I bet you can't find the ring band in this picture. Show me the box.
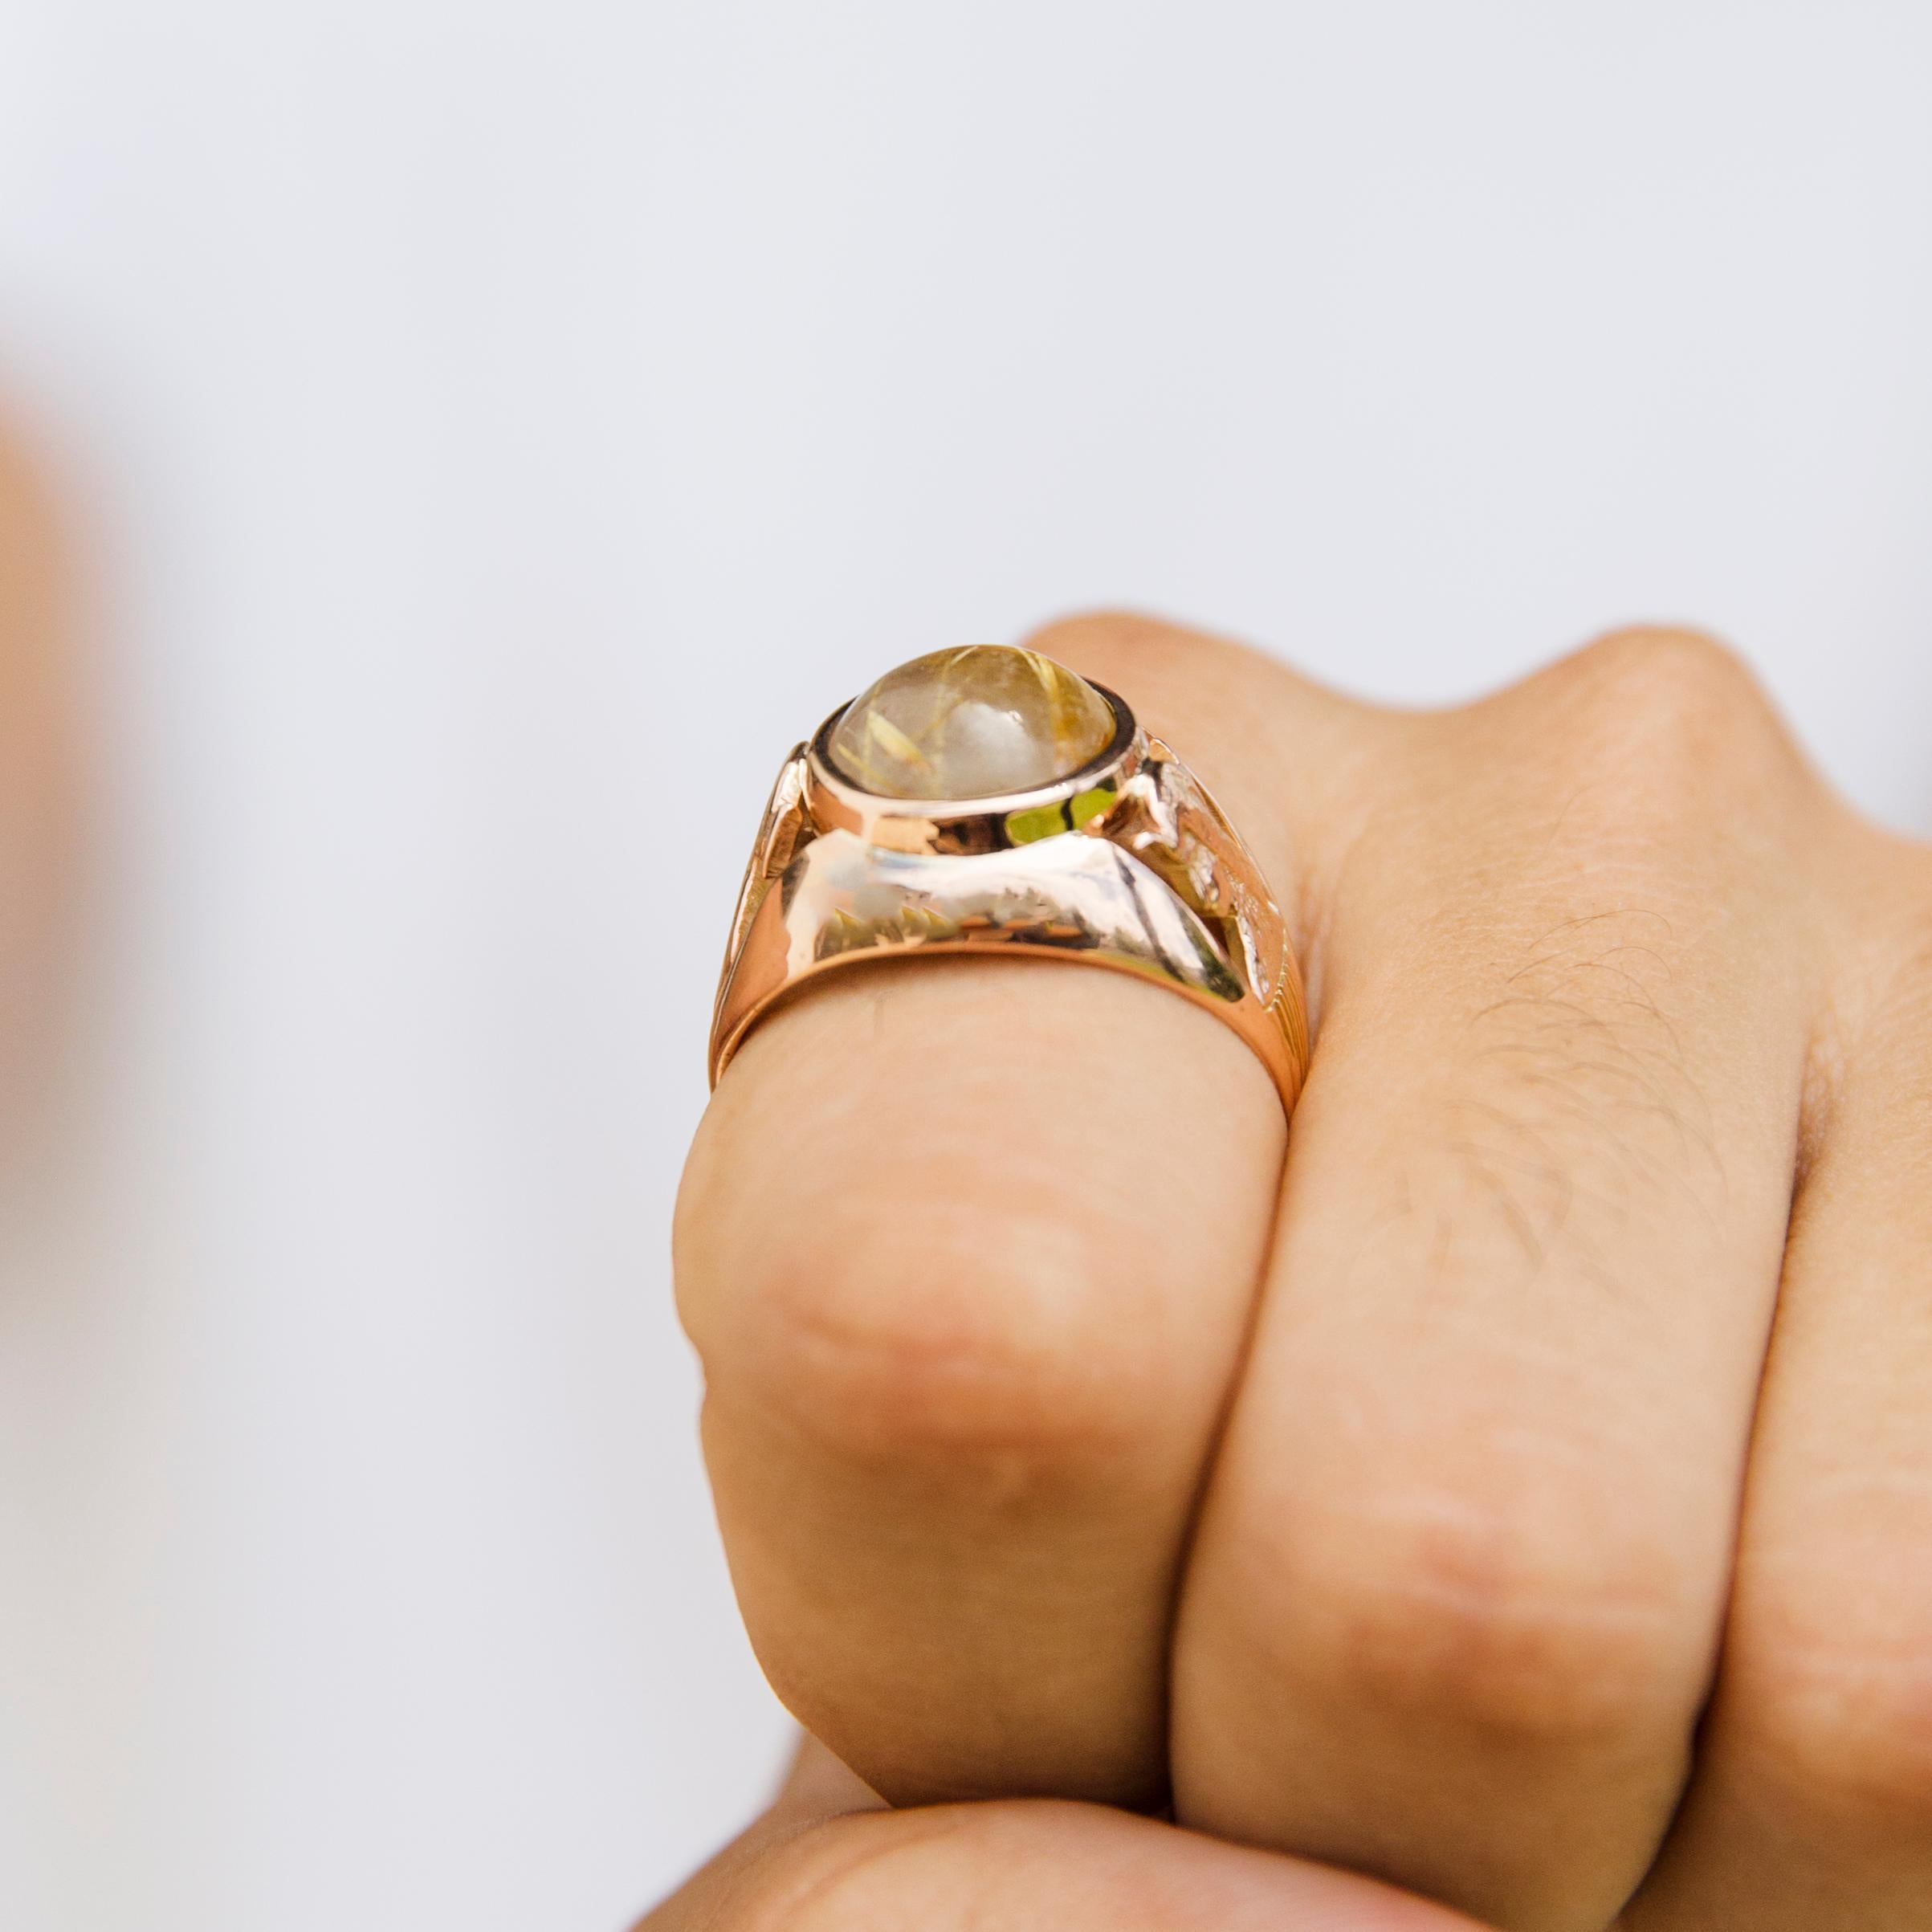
[707,648,1309,1111]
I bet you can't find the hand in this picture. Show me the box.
[641,1736,1480,1930]
[675,614,1932,1932]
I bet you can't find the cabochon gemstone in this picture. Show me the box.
[827,645,1116,800]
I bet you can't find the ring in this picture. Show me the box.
[707,644,1310,1111]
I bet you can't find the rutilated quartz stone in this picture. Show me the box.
[827,645,1115,800]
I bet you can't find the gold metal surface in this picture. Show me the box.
[707,679,1308,1110]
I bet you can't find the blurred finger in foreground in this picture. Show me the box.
[640,1735,1487,1932]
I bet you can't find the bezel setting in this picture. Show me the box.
[806,680,1142,854]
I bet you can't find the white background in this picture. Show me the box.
[0,4,1927,1929]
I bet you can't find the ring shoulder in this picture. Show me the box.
[1091,737,1291,1009]
[713,745,813,1025]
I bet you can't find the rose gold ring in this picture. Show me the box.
[707,645,1309,1112]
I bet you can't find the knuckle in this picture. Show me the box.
[1574,622,1759,715]
[708,1206,1159,1469]
[1017,611,1203,707]
[1563,625,1792,788]
[1729,1550,1932,1832]
[1247,1461,1699,1751]
[1017,609,1306,736]
[1019,608,1204,681]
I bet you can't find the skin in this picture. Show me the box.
[644,1736,1483,1932]
[0,422,76,1141]
[673,613,1932,1930]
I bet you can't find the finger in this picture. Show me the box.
[0,420,76,1134]
[676,618,1319,1808]
[1626,845,1932,1931]
[679,964,1274,1809]
[644,1763,1486,1932]
[636,1734,879,1932]
[1171,632,1824,1932]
